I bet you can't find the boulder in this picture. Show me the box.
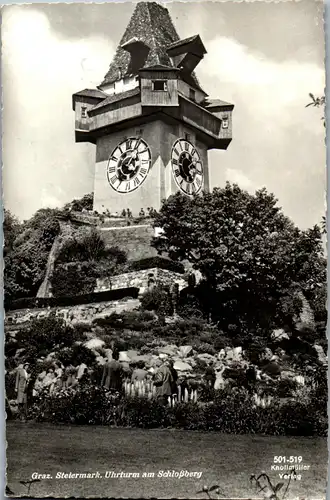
[178,345,193,358]
[45,352,56,361]
[314,345,327,366]
[126,350,140,362]
[281,370,296,381]
[271,329,290,341]
[173,360,192,372]
[196,353,217,363]
[84,338,105,351]
[119,351,130,362]
[158,345,179,356]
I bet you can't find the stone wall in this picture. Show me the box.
[95,268,187,295]
[5,298,140,329]
[99,223,158,260]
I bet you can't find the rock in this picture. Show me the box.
[84,338,105,350]
[126,350,140,362]
[173,360,192,372]
[218,349,226,360]
[196,353,217,363]
[261,348,273,362]
[158,345,178,356]
[95,356,106,365]
[262,362,281,377]
[281,370,296,381]
[314,345,327,366]
[178,345,193,358]
[294,375,305,385]
[77,363,87,379]
[45,352,56,361]
[119,351,130,362]
[271,329,290,341]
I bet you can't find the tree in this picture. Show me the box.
[51,228,127,297]
[152,184,326,330]
[63,192,94,212]
[4,209,61,304]
[3,209,22,257]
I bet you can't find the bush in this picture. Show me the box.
[51,262,98,297]
[140,286,173,315]
[25,383,327,436]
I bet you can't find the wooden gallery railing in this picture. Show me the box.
[123,379,198,406]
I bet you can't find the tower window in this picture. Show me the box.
[81,106,88,118]
[189,88,196,101]
[152,80,168,91]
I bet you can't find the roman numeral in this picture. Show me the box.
[111,155,119,162]
[133,177,140,187]
[110,175,118,185]
[125,182,131,191]
[186,183,192,195]
[184,142,189,151]
[108,165,116,174]
[173,148,179,157]
[174,168,180,177]
[140,167,147,176]
[195,176,202,188]
[191,148,196,157]
[172,158,178,166]
[178,141,184,151]
[126,139,132,150]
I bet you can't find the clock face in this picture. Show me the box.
[107,137,151,193]
[171,138,204,195]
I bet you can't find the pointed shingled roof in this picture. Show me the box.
[100,1,202,90]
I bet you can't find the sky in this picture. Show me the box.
[2,0,325,228]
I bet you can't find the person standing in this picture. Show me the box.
[168,360,178,397]
[15,363,29,420]
[131,361,148,382]
[101,350,124,393]
[153,359,173,405]
[204,362,216,388]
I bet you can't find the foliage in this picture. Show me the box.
[14,313,77,361]
[4,208,61,304]
[63,192,94,212]
[3,209,22,257]
[51,262,99,297]
[152,184,326,330]
[306,93,325,126]
[51,228,127,297]
[24,384,327,436]
[140,285,173,315]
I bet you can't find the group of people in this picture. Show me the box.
[12,351,218,420]
[101,350,180,403]
[12,360,91,419]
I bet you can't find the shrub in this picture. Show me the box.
[51,262,98,297]
[140,286,173,315]
[57,344,96,367]
[25,383,327,436]
[192,342,217,356]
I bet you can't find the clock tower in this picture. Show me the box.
[72,1,234,216]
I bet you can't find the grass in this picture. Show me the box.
[6,422,327,499]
